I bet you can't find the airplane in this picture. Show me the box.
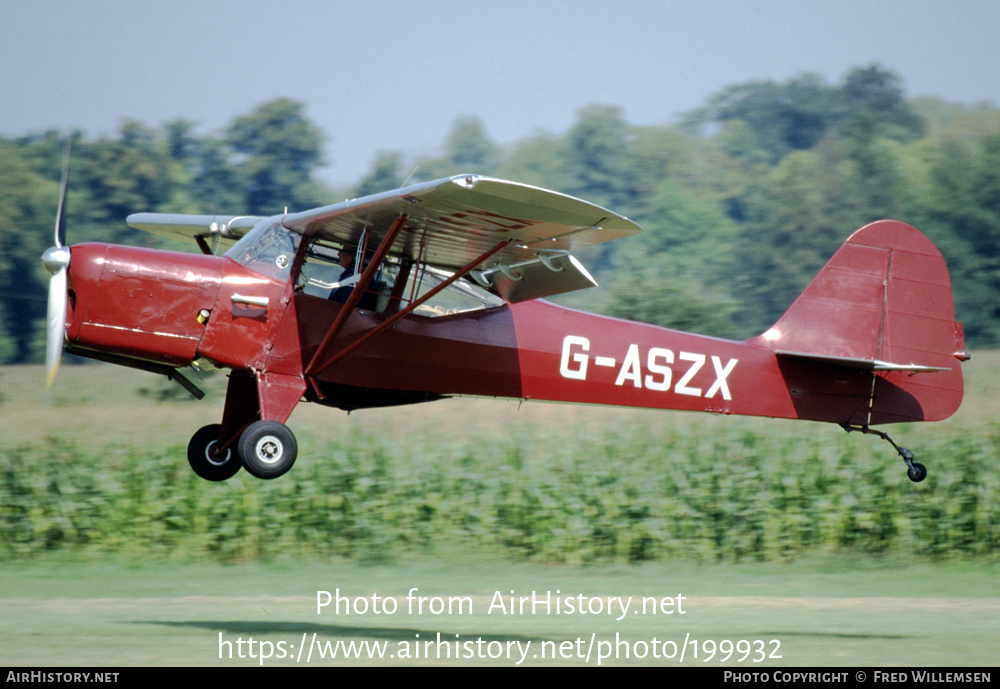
[41,158,967,484]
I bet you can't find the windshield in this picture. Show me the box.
[225,221,301,280]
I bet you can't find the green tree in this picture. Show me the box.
[0,140,59,362]
[731,149,858,333]
[164,119,246,212]
[626,180,736,277]
[78,122,193,242]
[605,180,740,336]
[624,126,698,204]
[606,270,739,337]
[837,66,923,223]
[225,98,326,214]
[915,136,1000,344]
[414,116,502,183]
[691,74,842,162]
[563,105,633,210]
[496,131,569,191]
[354,151,405,197]
[838,64,924,142]
[446,116,499,171]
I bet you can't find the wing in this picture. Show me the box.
[125,213,264,252]
[282,175,641,301]
[127,175,641,302]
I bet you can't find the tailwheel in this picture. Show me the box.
[238,420,298,479]
[841,424,927,483]
[903,452,928,483]
[907,462,928,483]
[188,424,242,481]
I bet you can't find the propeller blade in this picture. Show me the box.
[45,265,67,388]
[54,141,71,248]
[44,140,73,388]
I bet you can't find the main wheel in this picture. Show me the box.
[188,424,241,481]
[238,420,298,479]
[907,461,927,483]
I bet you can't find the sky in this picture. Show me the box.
[3,0,999,189]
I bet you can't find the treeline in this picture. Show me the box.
[3,65,1000,363]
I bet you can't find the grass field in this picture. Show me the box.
[0,558,997,666]
[1,358,998,666]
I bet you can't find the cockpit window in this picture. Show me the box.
[225,221,300,280]
[296,238,503,317]
[227,227,504,317]
[297,240,355,298]
[401,265,504,317]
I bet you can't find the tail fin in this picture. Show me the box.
[756,220,966,424]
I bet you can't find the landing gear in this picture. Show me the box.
[187,420,298,481]
[841,424,927,483]
[903,451,928,483]
[238,420,298,480]
[188,424,242,481]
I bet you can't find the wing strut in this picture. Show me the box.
[307,240,509,378]
[305,215,407,377]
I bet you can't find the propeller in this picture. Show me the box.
[41,143,72,388]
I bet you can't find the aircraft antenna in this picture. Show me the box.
[401,164,419,188]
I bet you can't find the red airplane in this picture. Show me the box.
[42,164,967,483]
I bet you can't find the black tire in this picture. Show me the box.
[188,424,241,481]
[907,462,927,483]
[238,420,298,479]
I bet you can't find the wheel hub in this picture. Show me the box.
[255,436,284,464]
[205,441,230,467]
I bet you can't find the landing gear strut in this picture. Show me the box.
[841,424,927,482]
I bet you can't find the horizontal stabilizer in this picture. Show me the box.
[776,350,951,373]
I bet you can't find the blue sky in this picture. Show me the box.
[3,0,998,188]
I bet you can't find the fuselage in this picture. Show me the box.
[61,240,929,429]
[62,210,971,435]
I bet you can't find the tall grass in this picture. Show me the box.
[3,415,997,564]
